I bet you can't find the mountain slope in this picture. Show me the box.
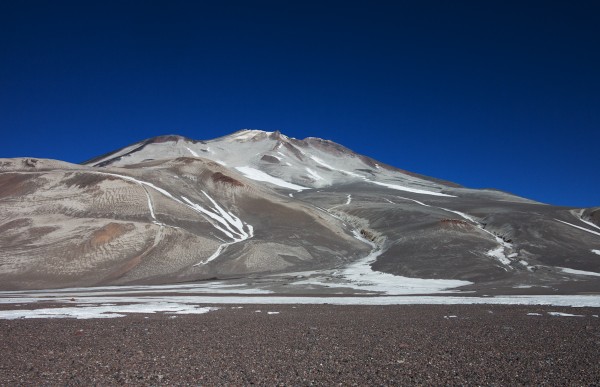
[1,130,599,294]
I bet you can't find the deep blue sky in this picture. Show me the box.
[1,1,598,207]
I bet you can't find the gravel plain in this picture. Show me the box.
[1,304,599,385]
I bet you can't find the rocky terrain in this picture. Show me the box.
[0,130,599,295]
[1,304,599,385]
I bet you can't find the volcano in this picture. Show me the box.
[1,129,599,295]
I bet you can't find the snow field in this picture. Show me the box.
[0,303,218,319]
[292,228,472,295]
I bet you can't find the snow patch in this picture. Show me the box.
[557,267,600,277]
[547,312,584,317]
[230,130,272,141]
[0,303,218,319]
[235,166,308,191]
[486,246,512,267]
[592,249,600,256]
[308,156,363,178]
[519,260,533,271]
[293,229,472,295]
[369,181,456,197]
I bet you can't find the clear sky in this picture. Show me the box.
[1,1,598,207]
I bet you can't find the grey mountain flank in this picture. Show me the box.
[1,130,599,294]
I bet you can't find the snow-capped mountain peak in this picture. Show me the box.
[85,130,457,196]
[2,129,599,295]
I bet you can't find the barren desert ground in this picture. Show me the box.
[1,304,599,385]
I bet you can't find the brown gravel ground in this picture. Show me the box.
[1,304,600,385]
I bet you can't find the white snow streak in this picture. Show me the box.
[95,172,186,206]
[394,196,431,208]
[557,267,600,277]
[394,195,513,269]
[576,210,600,231]
[203,243,231,263]
[370,181,456,197]
[145,189,158,221]
[235,166,308,191]
[308,156,363,178]
[305,168,324,181]
[345,194,352,205]
[92,172,175,228]
[230,129,273,141]
[181,194,253,265]
[592,249,600,256]
[442,209,477,223]
[185,147,199,157]
[202,191,248,239]
[89,171,252,265]
[547,311,584,317]
[288,152,456,197]
[555,219,600,237]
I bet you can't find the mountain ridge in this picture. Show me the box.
[0,129,599,294]
[85,130,467,191]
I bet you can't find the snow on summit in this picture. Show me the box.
[2,128,599,302]
[85,129,456,196]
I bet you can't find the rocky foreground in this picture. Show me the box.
[1,304,599,385]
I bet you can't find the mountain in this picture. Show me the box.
[1,129,599,294]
